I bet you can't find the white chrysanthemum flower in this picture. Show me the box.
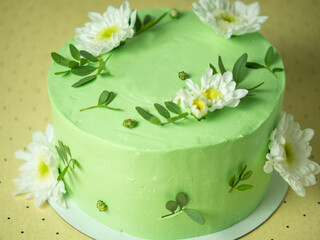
[174,79,209,119]
[74,1,137,56]
[264,112,320,197]
[13,125,66,207]
[192,0,268,39]
[200,69,248,111]
[174,68,247,118]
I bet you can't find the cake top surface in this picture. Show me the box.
[48,9,285,151]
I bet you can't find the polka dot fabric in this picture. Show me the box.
[0,0,319,239]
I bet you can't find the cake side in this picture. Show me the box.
[51,90,283,239]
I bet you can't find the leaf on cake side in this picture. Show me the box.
[161,192,206,225]
[228,165,254,193]
[56,141,80,182]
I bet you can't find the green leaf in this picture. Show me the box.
[55,145,66,163]
[239,165,247,179]
[54,70,70,75]
[228,174,236,187]
[164,101,181,114]
[149,116,162,125]
[98,54,112,74]
[51,52,69,67]
[236,184,253,191]
[168,112,188,122]
[264,47,274,67]
[176,192,188,208]
[105,91,116,105]
[80,58,88,65]
[232,53,248,84]
[64,145,72,158]
[72,159,80,168]
[57,165,69,181]
[72,75,97,87]
[80,50,99,62]
[247,82,264,92]
[98,90,110,105]
[71,66,97,76]
[166,201,178,213]
[143,15,152,25]
[68,60,79,68]
[209,63,218,75]
[246,62,265,69]
[154,103,170,119]
[69,44,80,61]
[218,56,226,74]
[58,141,68,161]
[136,12,167,35]
[242,170,253,181]
[135,107,162,125]
[135,14,142,32]
[273,68,284,73]
[183,208,206,225]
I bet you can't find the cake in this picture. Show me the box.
[13,1,320,240]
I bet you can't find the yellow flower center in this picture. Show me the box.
[284,144,294,164]
[202,88,221,100]
[219,12,238,23]
[97,25,120,42]
[38,156,50,179]
[193,99,206,110]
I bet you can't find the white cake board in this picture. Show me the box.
[49,172,288,240]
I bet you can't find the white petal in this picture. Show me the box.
[88,12,102,21]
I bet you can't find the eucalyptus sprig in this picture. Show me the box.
[51,44,112,87]
[55,141,80,182]
[162,192,206,225]
[135,101,188,126]
[246,46,284,77]
[134,11,168,36]
[228,165,253,193]
[80,90,119,112]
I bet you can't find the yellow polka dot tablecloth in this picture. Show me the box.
[1,0,319,239]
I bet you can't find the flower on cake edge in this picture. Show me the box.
[174,68,248,119]
[13,124,66,207]
[192,0,268,39]
[264,112,320,197]
[74,1,137,56]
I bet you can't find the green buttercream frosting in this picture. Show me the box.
[48,9,285,240]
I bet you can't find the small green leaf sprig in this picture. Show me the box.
[51,44,112,87]
[80,90,119,112]
[246,47,284,77]
[134,11,168,36]
[209,54,264,94]
[162,192,206,225]
[55,141,80,181]
[228,165,253,193]
[135,101,188,126]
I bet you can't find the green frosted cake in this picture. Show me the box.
[47,7,285,239]
[13,1,320,239]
